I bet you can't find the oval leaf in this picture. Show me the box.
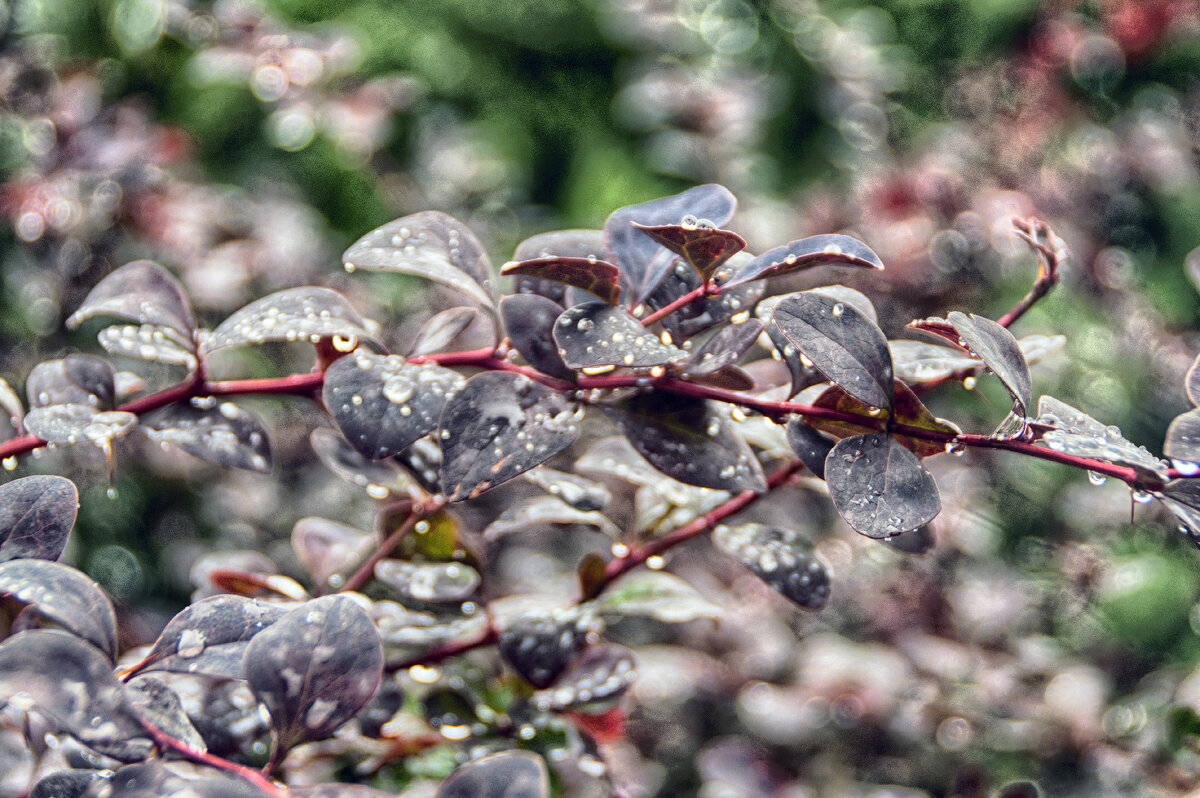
[67,260,196,342]
[292,517,379,591]
[131,595,288,680]
[309,427,420,499]
[772,291,893,412]
[483,495,621,540]
[243,595,383,749]
[1166,408,1200,467]
[436,750,549,798]
[946,311,1032,413]
[825,433,941,539]
[533,643,637,712]
[498,608,591,689]
[374,560,480,603]
[142,401,272,473]
[0,630,148,759]
[604,184,737,304]
[1037,396,1166,477]
[325,353,465,460]
[786,418,835,479]
[27,355,115,409]
[595,570,723,623]
[502,257,622,306]
[439,372,582,501]
[409,307,483,357]
[204,287,378,353]
[343,212,495,310]
[97,324,198,370]
[712,523,830,609]
[553,303,687,371]
[631,221,746,282]
[723,233,883,287]
[606,393,766,493]
[889,339,982,383]
[0,558,117,660]
[524,466,610,512]
[0,475,77,562]
[501,294,575,380]
[24,405,137,447]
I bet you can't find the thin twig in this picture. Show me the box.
[639,284,715,327]
[341,497,445,594]
[137,717,288,797]
[997,216,1065,329]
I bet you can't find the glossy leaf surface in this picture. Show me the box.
[0,558,117,660]
[786,418,835,479]
[142,401,272,473]
[773,291,893,413]
[806,381,957,459]
[631,221,746,281]
[292,517,378,591]
[501,257,622,306]
[374,559,480,603]
[553,303,687,370]
[26,355,115,409]
[324,353,465,460]
[606,392,766,493]
[498,608,590,688]
[534,643,637,711]
[135,594,287,679]
[723,233,883,287]
[204,287,378,352]
[67,260,196,341]
[409,307,482,357]
[604,184,736,304]
[682,318,762,377]
[24,405,137,447]
[595,570,723,623]
[309,427,420,499]
[439,372,582,501]
[97,324,198,369]
[500,294,575,380]
[947,311,1031,413]
[343,211,494,310]
[1036,396,1166,477]
[825,433,941,539]
[713,523,830,609]
[1165,408,1200,466]
[243,595,383,748]
[435,750,549,798]
[0,475,77,562]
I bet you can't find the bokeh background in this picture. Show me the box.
[3,0,1200,795]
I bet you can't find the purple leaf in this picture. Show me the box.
[243,595,383,749]
[133,594,288,679]
[141,401,272,473]
[67,260,196,343]
[409,307,484,357]
[553,303,687,371]
[436,750,549,798]
[501,257,622,306]
[947,311,1031,414]
[439,372,582,501]
[203,287,378,353]
[825,433,941,539]
[722,233,883,287]
[0,559,117,660]
[631,221,746,282]
[500,294,575,380]
[26,355,115,409]
[712,523,830,609]
[0,475,77,562]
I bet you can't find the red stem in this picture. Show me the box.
[341,498,444,593]
[639,284,714,327]
[137,717,288,797]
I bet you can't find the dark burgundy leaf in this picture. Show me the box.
[0,630,149,760]
[0,475,77,562]
[645,258,763,341]
[825,433,941,539]
[1035,396,1165,477]
[553,303,687,371]
[141,401,272,473]
[132,595,287,680]
[604,184,736,305]
[309,427,419,499]
[806,380,958,459]
[125,676,206,753]
[0,559,117,660]
[889,339,982,383]
[342,211,494,310]
[395,436,444,495]
[501,294,575,380]
[243,595,383,749]
[713,523,830,609]
[1166,408,1200,468]
[27,355,115,409]
[436,750,550,798]
[1188,354,1200,407]
[409,307,483,357]
[605,392,766,493]
[203,287,379,353]
[682,319,763,377]
[292,517,378,591]
[324,352,465,460]
[786,418,835,479]
[501,257,622,306]
[688,365,755,391]
[439,372,582,501]
[630,222,746,282]
[946,311,1031,414]
[32,769,104,798]
[67,260,196,342]
[498,609,590,688]
[533,643,637,711]
[773,291,893,412]
[722,233,884,287]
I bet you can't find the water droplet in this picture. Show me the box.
[831,303,845,317]
[344,262,356,273]
[1132,489,1153,504]
[576,318,594,332]
[1173,459,1200,476]
[646,555,665,570]
[680,214,698,229]
[1087,471,1107,486]
[823,243,843,255]
[1,457,15,471]
[365,484,389,500]
[962,376,977,390]
[176,628,206,659]
[106,487,118,500]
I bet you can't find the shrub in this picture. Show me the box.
[0,183,1194,797]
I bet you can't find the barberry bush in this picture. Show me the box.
[0,179,1197,797]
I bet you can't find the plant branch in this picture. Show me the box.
[137,716,288,797]
[341,497,445,593]
[639,284,715,327]
[997,216,1065,329]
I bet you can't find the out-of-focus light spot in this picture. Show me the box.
[269,106,316,151]
[1070,35,1125,94]
[936,716,972,751]
[89,544,143,601]
[251,65,289,102]
[16,211,44,241]
[111,0,165,53]
[699,0,759,54]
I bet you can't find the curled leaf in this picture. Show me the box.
[204,287,378,353]
[142,401,272,473]
[409,307,483,357]
[722,234,883,287]
[502,257,622,306]
[67,260,196,342]
[631,221,746,282]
